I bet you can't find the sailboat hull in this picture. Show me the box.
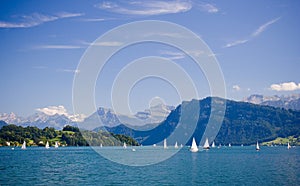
[190,148,198,152]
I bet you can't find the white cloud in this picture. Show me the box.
[224,17,280,48]
[95,0,192,16]
[94,41,123,46]
[160,50,186,60]
[35,45,83,49]
[233,85,241,91]
[198,3,219,13]
[80,18,107,22]
[143,32,186,38]
[57,69,80,74]
[0,12,83,28]
[37,105,68,116]
[270,82,300,91]
[36,105,86,122]
[252,17,280,37]
[224,39,249,48]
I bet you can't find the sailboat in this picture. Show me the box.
[54,141,59,148]
[45,141,50,149]
[21,141,26,150]
[212,141,216,148]
[100,143,103,148]
[174,141,178,149]
[287,142,291,149]
[190,137,199,152]
[256,141,260,151]
[123,142,127,148]
[228,143,231,147]
[180,144,183,148]
[163,138,167,149]
[203,138,210,149]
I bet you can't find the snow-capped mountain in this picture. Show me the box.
[81,104,175,130]
[0,112,25,124]
[0,104,175,130]
[244,94,300,110]
[0,105,84,129]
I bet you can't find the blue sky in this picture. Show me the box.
[0,0,299,116]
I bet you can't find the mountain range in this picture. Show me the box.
[0,103,174,129]
[244,94,300,111]
[104,97,300,146]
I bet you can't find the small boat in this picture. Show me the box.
[218,144,221,149]
[212,141,216,148]
[132,148,136,152]
[228,143,231,147]
[287,142,291,149]
[100,143,103,148]
[203,138,210,149]
[180,144,183,148]
[153,144,156,147]
[256,141,260,151]
[21,141,26,150]
[163,138,167,149]
[123,142,127,148]
[45,141,50,149]
[54,141,59,148]
[174,141,178,149]
[190,137,198,152]
[241,144,244,147]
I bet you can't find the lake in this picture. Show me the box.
[0,146,299,185]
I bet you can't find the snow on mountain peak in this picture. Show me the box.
[36,105,86,122]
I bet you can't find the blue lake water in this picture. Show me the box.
[0,146,299,185]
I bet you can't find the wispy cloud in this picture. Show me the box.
[95,0,192,16]
[198,3,219,13]
[224,39,249,48]
[270,82,300,91]
[160,50,186,60]
[80,17,115,22]
[224,17,280,48]
[252,17,281,37]
[80,40,123,47]
[0,12,84,28]
[57,69,80,74]
[35,45,83,49]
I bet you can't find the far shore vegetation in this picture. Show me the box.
[0,124,139,147]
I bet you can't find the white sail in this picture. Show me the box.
[190,137,198,152]
[164,139,167,149]
[287,142,291,149]
[123,142,127,148]
[203,138,210,149]
[228,143,231,147]
[180,144,183,148]
[100,143,103,148]
[54,141,59,148]
[256,141,260,151]
[174,141,178,149]
[212,141,216,148]
[45,141,50,149]
[21,141,26,150]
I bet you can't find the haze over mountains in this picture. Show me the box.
[0,103,174,129]
[244,94,300,111]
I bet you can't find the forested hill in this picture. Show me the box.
[0,125,138,147]
[106,97,300,146]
